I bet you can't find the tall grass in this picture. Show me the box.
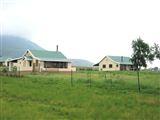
[0,71,160,119]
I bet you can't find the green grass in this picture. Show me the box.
[0,71,160,120]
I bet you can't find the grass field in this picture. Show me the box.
[0,71,160,120]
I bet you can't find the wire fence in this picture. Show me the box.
[1,69,159,94]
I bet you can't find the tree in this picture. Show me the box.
[153,43,160,59]
[131,37,154,92]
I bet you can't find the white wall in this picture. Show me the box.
[99,57,120,71]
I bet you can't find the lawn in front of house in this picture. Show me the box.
[0,71,160,119]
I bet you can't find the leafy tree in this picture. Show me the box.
[153,43,160,59]
[131,37,154,92]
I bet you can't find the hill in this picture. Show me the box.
[0,35,94,67]
[70,59,94,67]
[0,35,44,58]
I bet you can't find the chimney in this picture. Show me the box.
[121,56,123,62]
[56,45,58,52]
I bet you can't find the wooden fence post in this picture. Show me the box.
[109,72,112,87]
[71,70,73,87]
[87,71,91,88]
[19,66,21,77]
[89,72,91,88]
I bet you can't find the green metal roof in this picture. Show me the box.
[0,57,11,62]
[0,57,6,62]
[108,56,133,65]
[30,50,69,62]
[24,56,33,61]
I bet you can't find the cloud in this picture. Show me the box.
[1,0,160,67]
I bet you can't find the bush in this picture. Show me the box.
[0,66,9,73]
[11,66,17,72]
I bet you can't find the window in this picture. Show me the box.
[29,61,32,67]
[102,64,106,68]
[116,64,119,67]
[109,64,112,68]
[44,62,68,68]
[7,62,9,67]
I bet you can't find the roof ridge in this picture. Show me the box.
[107,55,133,65]
[107,55,131,58]
[29,49,60,52]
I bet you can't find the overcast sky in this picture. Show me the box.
[0,0,160,67]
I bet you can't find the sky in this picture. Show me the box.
[0,0,160,67]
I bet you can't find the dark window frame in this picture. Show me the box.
[102,64,106,68]
[44,62,68,68]
[29,61,32,67]
[109,64,112,68]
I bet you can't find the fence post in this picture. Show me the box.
[110,72,112,87]
[87,71,91,88]
[89,72,91,88]
[71,70,73,87]
[19,66,21,77]
[105,72,107,81]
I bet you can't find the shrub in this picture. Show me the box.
[12,66,17,72]
[0,66,9,73]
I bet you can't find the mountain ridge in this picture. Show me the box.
[0,35,94,67]
[0,35,44,58]
[70,59,94,67]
